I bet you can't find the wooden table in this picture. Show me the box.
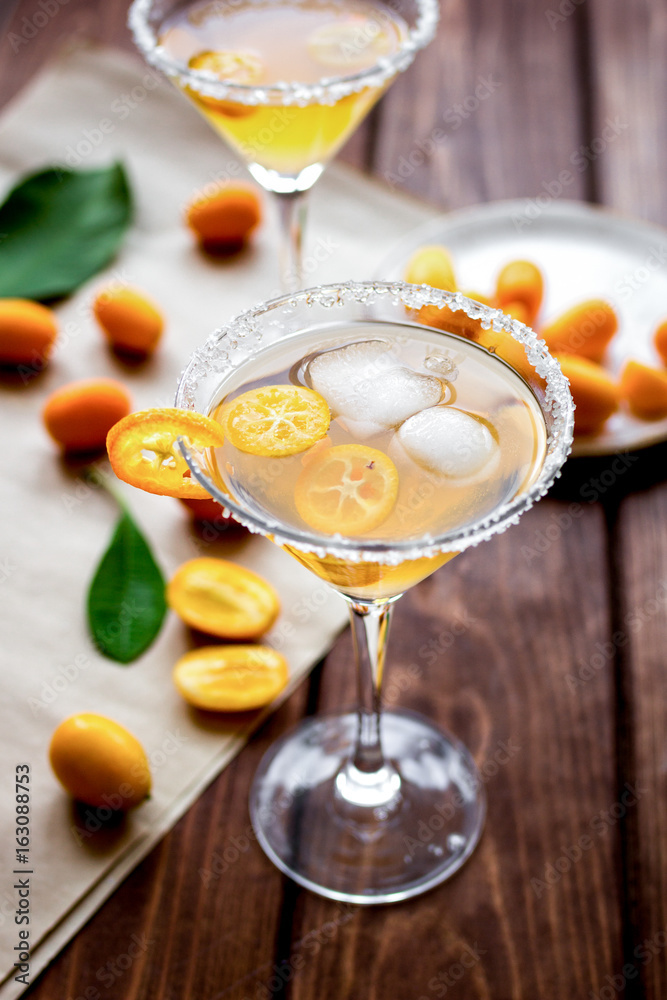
[4,1,667,997]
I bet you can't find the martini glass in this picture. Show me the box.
[128,0,439,290]
[175,281,574,903]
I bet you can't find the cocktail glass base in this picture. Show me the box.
[249,710,486,905]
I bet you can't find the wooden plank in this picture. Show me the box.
[289,501,621,999]
[613,482,667,1000]
[371,0,588,206]
[24,687,308,1000]
[287,2,625,996]
[589,0,667,225]
[590,3,667,995]
[0,0,134,113]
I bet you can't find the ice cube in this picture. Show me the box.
[307,18,393,70]
[396,406,498,479]
[307,340,444,434]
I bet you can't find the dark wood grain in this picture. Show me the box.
[372,0,587,206]
[0,0,134,109]
[590,2,667,996]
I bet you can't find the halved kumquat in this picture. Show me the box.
[107,408,224,499]
[167,557,280,638]
[173,645,288,711]
[295,443,398,536]
[219,385,330,457]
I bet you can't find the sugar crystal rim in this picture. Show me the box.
[128,0,440,106]
[174,281,575,564]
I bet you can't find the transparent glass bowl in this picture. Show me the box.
[175,281,574,903]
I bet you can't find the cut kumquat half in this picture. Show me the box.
[106,408,224,499]
[167,557,280,639]
[219,385,330,457]
[173,645,289,712]
[295,443,399,536]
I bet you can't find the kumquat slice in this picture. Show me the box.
[219,385,330,457]
[187,50,263,116]
[173,645,289,712]
[294,443,399,536]
[106,408,224,499]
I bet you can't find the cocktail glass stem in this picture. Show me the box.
[334,597,402,811]
[276,189,308,291]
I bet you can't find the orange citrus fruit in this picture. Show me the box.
[654,320,667,366]
[620,360,667,420]
[295,443,399,536]
[219,385,330,457]
[173,645,288,711]
[107,408,224,499]
[49,714,151,810]
[167,557,280,639]
[557,354,620,436]
[93,286,164,357]
[495,260,544,323]
[44,378,131,454]
[404,245,457,291]
[0,298,58,367]
[186,184,262,252]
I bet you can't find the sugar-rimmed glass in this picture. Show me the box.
[175,281,574,903]
[128,0,439,290]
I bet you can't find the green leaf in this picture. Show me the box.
[87,509,167,664]
[0,162,132,301]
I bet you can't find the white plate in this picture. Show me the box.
[375,199,667,457]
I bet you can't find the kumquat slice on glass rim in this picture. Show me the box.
[173,645,289,712]
[295,443,399,536]
[218,385,330,457]
[187,50,264,116]
[106,408,225,499]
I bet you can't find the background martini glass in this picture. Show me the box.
[129,0,439,289]
[175,281,574,904]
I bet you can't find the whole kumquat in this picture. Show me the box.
[186,183,262,252]
[404,245,457,292]
[620,360,667,420]
[541,300,618,363]
[0,298,58,367]
[495,260,544,324]
[49,713,151,810]
[43,378,132,454]
[653,320,667,366]
[556,354,620,436]
[93,286,164,357]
